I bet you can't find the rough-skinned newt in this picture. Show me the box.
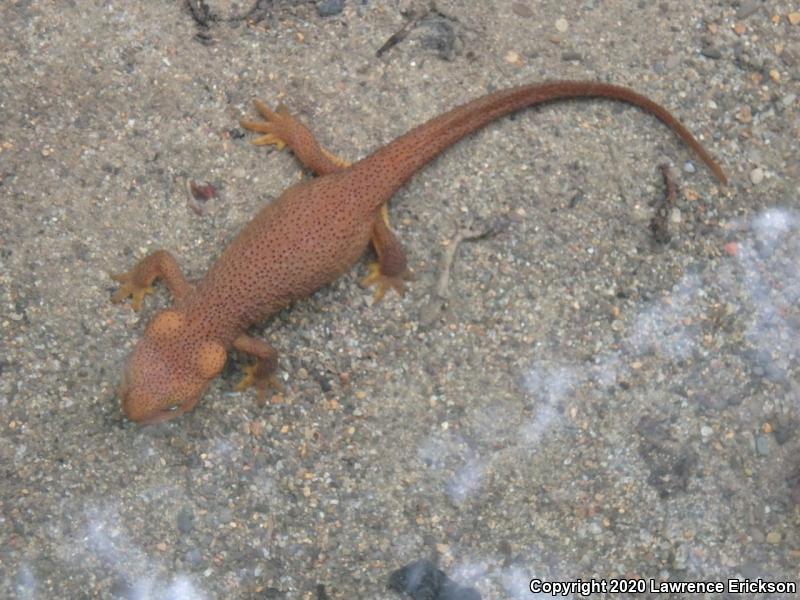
[111,81,726,424]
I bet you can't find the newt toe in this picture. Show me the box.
[361,261,412,303]
[235,363,284,397]
[110,272,155,312]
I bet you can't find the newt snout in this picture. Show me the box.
[118,310,227,423]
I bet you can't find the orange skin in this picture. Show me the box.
[111,81,726,424]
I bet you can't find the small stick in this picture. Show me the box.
[419,217,507,326]
[650,164,677,244]
[376,7,429,57]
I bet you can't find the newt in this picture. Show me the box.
[111,81,727,424]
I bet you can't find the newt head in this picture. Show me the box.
[119,310,227,424]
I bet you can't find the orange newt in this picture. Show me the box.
[111,81,727,423]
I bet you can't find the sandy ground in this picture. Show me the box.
[2,1,799,598]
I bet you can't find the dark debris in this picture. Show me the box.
[388,559,481,600]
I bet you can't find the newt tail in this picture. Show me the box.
[112,80,726,423]
[353,81,726,205]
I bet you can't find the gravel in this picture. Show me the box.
[2,1,799,598]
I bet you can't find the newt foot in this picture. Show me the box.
[361,262,413,303]
[110,272,155,312]
[239,100,293,150]
[235,363,284,400]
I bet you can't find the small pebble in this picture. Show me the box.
[505,50,523,65]
[766,531,781,544]
[749,167,764,184]
[673,544,689,570]
[683,161,696,175]
[561,51,582,62]
[737,0,760,20]
[317,0,344,17]
[789,12,800,26]
[177,507,195,534]
[700,425,713,440]
[701,46,722,60]
[511,3,534,18]
[555,17,569,33]
[755,434,770,455]
[736,105,753,123]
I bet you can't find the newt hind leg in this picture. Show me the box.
[361,204,413,303]
[111,250,192,311]
[240,100,349,176]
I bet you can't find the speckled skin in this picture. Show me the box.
[112,81,726,424]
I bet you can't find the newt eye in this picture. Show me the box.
[164,403,181,412]
[149,310,186,337]
[195,341,227,378]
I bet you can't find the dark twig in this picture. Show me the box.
[187,0,213,27]
[650,164,677,244]
[376,7,428,57]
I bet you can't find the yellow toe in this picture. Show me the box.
[130,286,154,312]
[361,262,410,304]
[239,118,272,134]
[360,262,381,287]
[110,275,154,312]
[234,364,257,392]
[252,134,286,149]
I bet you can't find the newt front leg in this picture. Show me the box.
[111,249,192,311]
